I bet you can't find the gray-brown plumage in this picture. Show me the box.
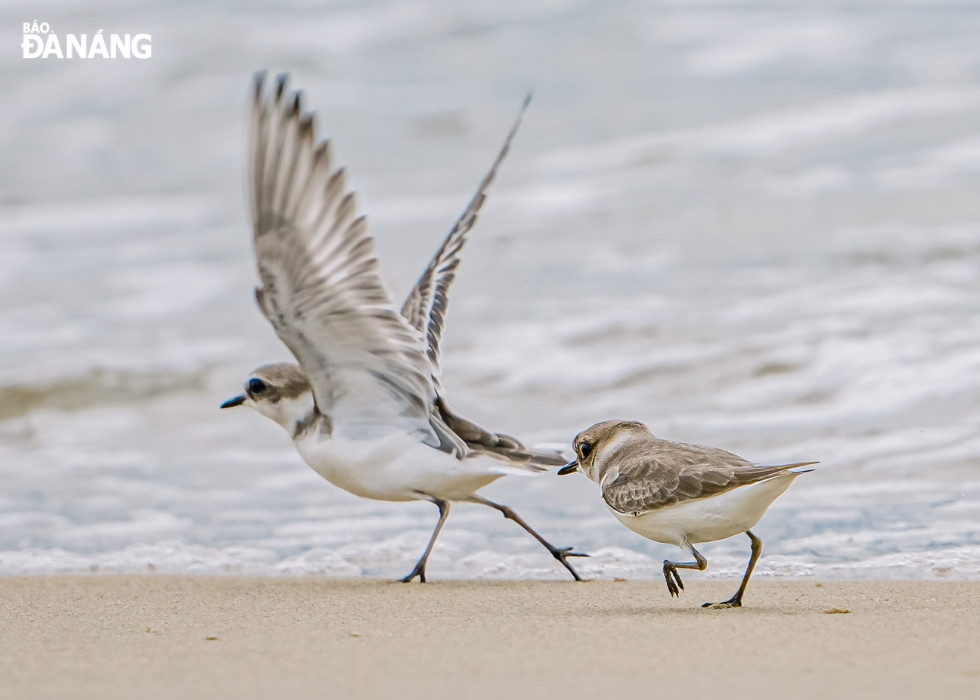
[560,420,815,607]
[585,421,813,515]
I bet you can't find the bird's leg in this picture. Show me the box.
[471,496,588,581]
[663,546,707,598]
[702,530,762,609]
[400,498,450,583]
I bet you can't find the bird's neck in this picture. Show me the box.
[291,403,330,441]
[260,390,320,439]
[587,432,636,483]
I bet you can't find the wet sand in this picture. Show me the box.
[1,577,977,699]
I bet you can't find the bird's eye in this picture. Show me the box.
[248,378,268,395]
[579,441,593,459]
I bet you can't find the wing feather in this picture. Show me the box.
[395,95,550,460]
[249,73,437,424]
[601,439,815,514]
[401,93,531,382]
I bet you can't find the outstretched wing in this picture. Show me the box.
[249,73,437,425]
[400,93,531,384]
[602,440,816,515]
[396,96,555,465]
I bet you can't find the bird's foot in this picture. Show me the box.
[701,598,742,609]
[551,546,589,581]
[398,563,427,584]
[663,563,684,598]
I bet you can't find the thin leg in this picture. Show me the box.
[472,496,588,581]
[400,499,450,583]
[663,545,707,598]
[702,530,762,609]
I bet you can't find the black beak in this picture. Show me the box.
[557,460,578,476]
[220,395,246,409]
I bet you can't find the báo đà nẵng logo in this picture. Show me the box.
[22,20,151,59]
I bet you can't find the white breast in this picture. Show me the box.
[294,430,507,502]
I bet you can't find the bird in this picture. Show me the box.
[221,72,586,583]
[558,420,815,607]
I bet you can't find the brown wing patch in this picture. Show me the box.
[601,438,811,515]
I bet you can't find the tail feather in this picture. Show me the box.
[782,461,818,474]
[435,397,567,470]
[732,461,817,490]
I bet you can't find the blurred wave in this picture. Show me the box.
[0,368,209,421]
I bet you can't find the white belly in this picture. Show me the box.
[612,472,801,547]
[294,430,505,502]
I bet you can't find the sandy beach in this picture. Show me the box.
[1,577,977,699]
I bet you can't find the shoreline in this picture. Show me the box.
[2,577,978,699]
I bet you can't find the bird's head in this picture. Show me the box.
[221,363,314,433]
[557,420,650,481]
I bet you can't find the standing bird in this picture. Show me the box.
[222,73,585,582]
[558,420,814,607]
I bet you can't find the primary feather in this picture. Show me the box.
[249,74,437,426]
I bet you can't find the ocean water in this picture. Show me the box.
[2,0,979,581]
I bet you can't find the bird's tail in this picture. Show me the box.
[435,397,568,471]
[785,461,818,475]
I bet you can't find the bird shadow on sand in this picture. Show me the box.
[572,600,814,618]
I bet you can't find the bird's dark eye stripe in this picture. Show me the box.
[579,441,592,459]
[248,378,268,394]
